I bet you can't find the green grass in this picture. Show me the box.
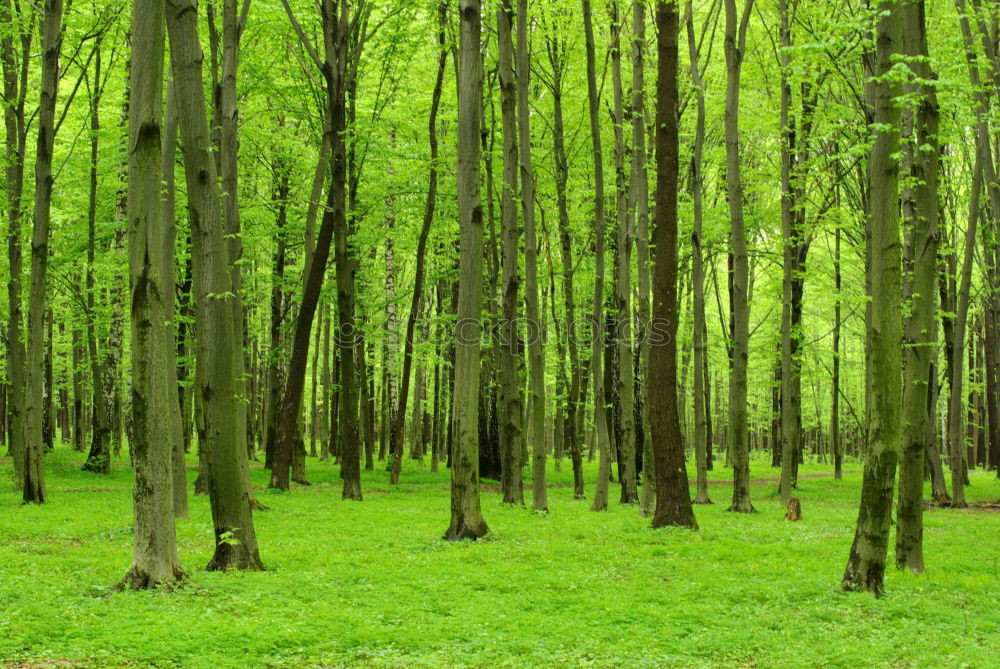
[1,446,999,668]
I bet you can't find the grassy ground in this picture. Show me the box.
[1,446,998,668]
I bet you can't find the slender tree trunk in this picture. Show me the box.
[842,0,903,595]
[723,0,754,513]
[445,0,490,541]
[22,0,64,503]
[264,167,289,469]
[832,222,843,480]
[390,5,446,485]
[71,326,85,451]
[685,0,711,506]
[120,0,185,587]
[608,0,637,506]
[162,77,188,519]
[167,0,263,570]
[1,0,30,489]
[495,0,524,505]
[516,0,547,512]
[583,0,614,512]
[545,30,585,500]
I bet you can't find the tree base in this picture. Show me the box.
[784,497,802,521]
[342,479,363,501]
[726,500,757,513]
[206,546,264,572]
[693,495,713,505]
[117,564,186,591]
[443,516,489,541]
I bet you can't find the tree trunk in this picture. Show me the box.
[517,0,547,513]
[896,0,939,574]
[119,0,186,587]
[842,0,903,595]
[22,0,64,503]
[162,77,189,519]
[685,0,711,506]
[583,0,614,512]
[494,0,525,505]
[608,0,637,506]
[723,0,754,514]
[166,0,263,571]
[650,0,696,530]
[2,0,29,490]
[390,4,446,485]
[445,0,490,541]
[545,28,585,500]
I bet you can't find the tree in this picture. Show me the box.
[722,0,754,514]
[842,0,903,595]
[166,0,263,571]
[2,0,30,490]
[518,0,547,513]
[119,0,185,588]
[649,0,697,531]
[496,0,525,506]
[685,0,713,506]
[896,0,939,574]
[22,0,64,503]
[445,0,490,541]
[389,1,447,486]
[583,0,614,512]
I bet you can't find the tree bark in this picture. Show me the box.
[22,0,64,503]
[1,0,30,489]
[162,77,188,519]
[445,0,490,541]
[390,3,447,485]
[685,0,711,506]
[119,0,186,588]
[842,0,903,595]
[609,0,637,506]
[896,0,939,574]
[545,27,585,500]
[517,0,547,513]
[167,0,263,570]
[583,0,614,512]
[723,0,754,513]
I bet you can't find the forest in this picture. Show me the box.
[1,0,999,666]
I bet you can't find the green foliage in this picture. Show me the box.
[2,448,999,668]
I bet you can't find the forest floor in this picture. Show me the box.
[1,447,999,668]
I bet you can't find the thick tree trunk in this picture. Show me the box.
[167,0,263,571]
[723,0,754,514]
[843,0,903,595]
[22,0,64,503]
[650,0,696,530]
[896,0,939,574]
[119,0,186,588]
[445,0,490,541]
